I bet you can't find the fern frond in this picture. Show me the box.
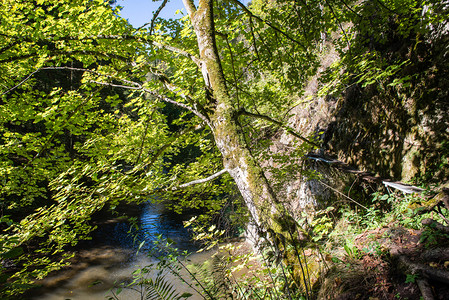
[144,273,189,300]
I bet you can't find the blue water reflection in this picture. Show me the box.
[90,202,197,254]
[139,202,197,252]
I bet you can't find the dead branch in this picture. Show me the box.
[135,0,169,34]
[173,169,228,190]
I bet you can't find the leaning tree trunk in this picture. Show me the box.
[182,0,286,240]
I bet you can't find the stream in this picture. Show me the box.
[31,202,207,300]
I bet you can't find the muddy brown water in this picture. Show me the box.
[30,202,209,300]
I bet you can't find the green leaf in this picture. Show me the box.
[1,247,24,259]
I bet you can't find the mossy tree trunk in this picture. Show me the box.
[182,0,282,234]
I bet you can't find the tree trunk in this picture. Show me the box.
[182,0,284,240]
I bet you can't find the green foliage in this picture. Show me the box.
[1,0,232,294]
[405,273,419,284]
[310,206,335,242]
[120,232,313,300]
[419,222,449,248]
[0,0,160,295]
[343,241,361,260]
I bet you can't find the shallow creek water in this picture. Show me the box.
[31,202,209,300]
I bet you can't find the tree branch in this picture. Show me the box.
[229,0,309,52]
[160,79,210,120]
[152,42,202,68]
[239,109,320,148]
[248,17,261,62]
[135,0,169,34]
[1,67,45,95]
[0,39,21,55]
[317,180,369,210]
[182,0,197,17]
[25,88,103,167]
[135,111,154,165]
[92,80,212,128]
[2,65,211,128]
[127,124,204,175]
[0,33,201,68]
[2,66,138,95]
[0,49,131,64]
[90,80,141,90]
[172,169,228,190]
[224,34,240,106]
[322,0,351,49]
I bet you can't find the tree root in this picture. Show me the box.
[410,189,449,221]
[420,248,449,261]
[416,279,434,300]
[396,253,449,300]
[422,218,449,234]
[397,255,449,285]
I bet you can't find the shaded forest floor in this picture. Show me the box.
[319,221,449,299]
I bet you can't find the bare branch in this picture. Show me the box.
[2,66,139,95]
[239,109,320,147]
[144,87,212,128]
[135,0,169,34]
[90,80,141,90]
[2,65,211,128]
[224,34,240,106]
[135,111,154,165]
[173,169,228,190]
[1,67,44,95]
[248,17,261,62]
[0,33,201,68]
[318,180,369,210]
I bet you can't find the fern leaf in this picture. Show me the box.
[144,274,185,300]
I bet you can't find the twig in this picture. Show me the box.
[238,109,320,148]
[318,180,369,210]
[323,0,351,49]
[224,34,239,106]
[1,68,43,95]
